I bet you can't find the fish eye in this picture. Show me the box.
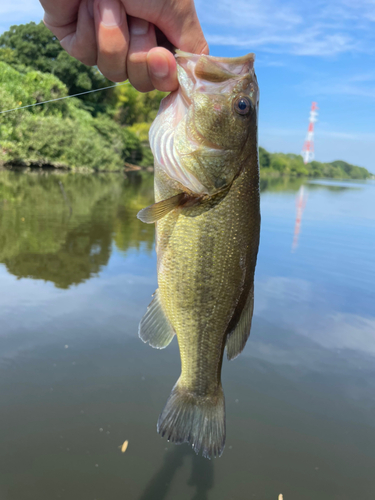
[233,96,252,116]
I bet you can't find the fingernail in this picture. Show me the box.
[130,18,149,36]
[150,54,169,78]
[99,0,123,26]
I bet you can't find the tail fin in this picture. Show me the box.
[157,381,226,459]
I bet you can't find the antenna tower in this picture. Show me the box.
[301,102,318,164]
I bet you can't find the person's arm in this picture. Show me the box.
[40,0,209,92]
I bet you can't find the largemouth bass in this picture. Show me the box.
[137,50,260,459]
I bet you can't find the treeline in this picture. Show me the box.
[259,148,370,180]
[0,22,371,179]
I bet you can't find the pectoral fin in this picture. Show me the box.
[138,289,176,349]
[226,284,254,360]
[137,193,187,224]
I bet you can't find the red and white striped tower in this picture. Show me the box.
[301,102,318,164]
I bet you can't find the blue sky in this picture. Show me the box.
[1,0,374,171]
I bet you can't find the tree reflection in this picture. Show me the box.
[113,172,155,255]
[3,218,112,288]
[2,171,354,289]
[0,170,155,288]
[260,176,360,193]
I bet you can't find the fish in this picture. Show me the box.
[137,50,260,459]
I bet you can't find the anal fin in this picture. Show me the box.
[226,284,254,360]
[139,289,175,349]
[137,193,187,224]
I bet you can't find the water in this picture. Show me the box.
[0,170,374,500]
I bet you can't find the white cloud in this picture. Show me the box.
[206,30,355,57]
[196,0,375,56]
[297,71,375,107]
[330,0,375,23]
[197,0,302,30]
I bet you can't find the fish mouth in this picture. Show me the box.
[175,50,255,83]
[175,50,255,65]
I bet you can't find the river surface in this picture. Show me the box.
[0,170,374,500]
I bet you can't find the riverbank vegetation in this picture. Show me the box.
[0,22,371,179]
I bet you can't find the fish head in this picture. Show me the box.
[149,52,259,195]
[178,52,258,150]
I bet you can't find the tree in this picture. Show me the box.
[113,83,167,125]
[0,61,144,170]
[0,22,112,114]
[259,147,271,169]
[258,147,371,179]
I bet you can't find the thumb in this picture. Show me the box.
[148,1,209,55]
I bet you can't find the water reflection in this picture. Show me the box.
[0,171,365,289]
[259,175,305,193]
[1,171,375,500]
[292,185,307,252]
[0,170,154,288]
[139,447,213,500]
[4,217,113,288]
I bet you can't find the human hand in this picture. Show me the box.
[40,0,209,92]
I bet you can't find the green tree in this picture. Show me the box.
[0,61,144,170]
[258,148,372,180]
[0,59,69,116]
[259,146,271,169]
[113,83,167,125]
[0,22,112,114]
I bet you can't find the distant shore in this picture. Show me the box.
[2,161,373,182]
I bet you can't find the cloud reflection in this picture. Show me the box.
[250,275,375,373]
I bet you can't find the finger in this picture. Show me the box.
[127,17,157,92]
[41,0,81,35]
[123,0,209,56]
[94,0,129,82]
[59,0,97,66]
[147,47,178,93]
[163,8,209,55]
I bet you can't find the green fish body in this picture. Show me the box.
[138,51,260,458]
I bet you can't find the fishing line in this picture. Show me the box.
[0,81,129,115]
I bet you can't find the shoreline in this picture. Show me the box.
[1,164,372,181]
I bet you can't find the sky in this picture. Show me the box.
[1,0,374,171]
